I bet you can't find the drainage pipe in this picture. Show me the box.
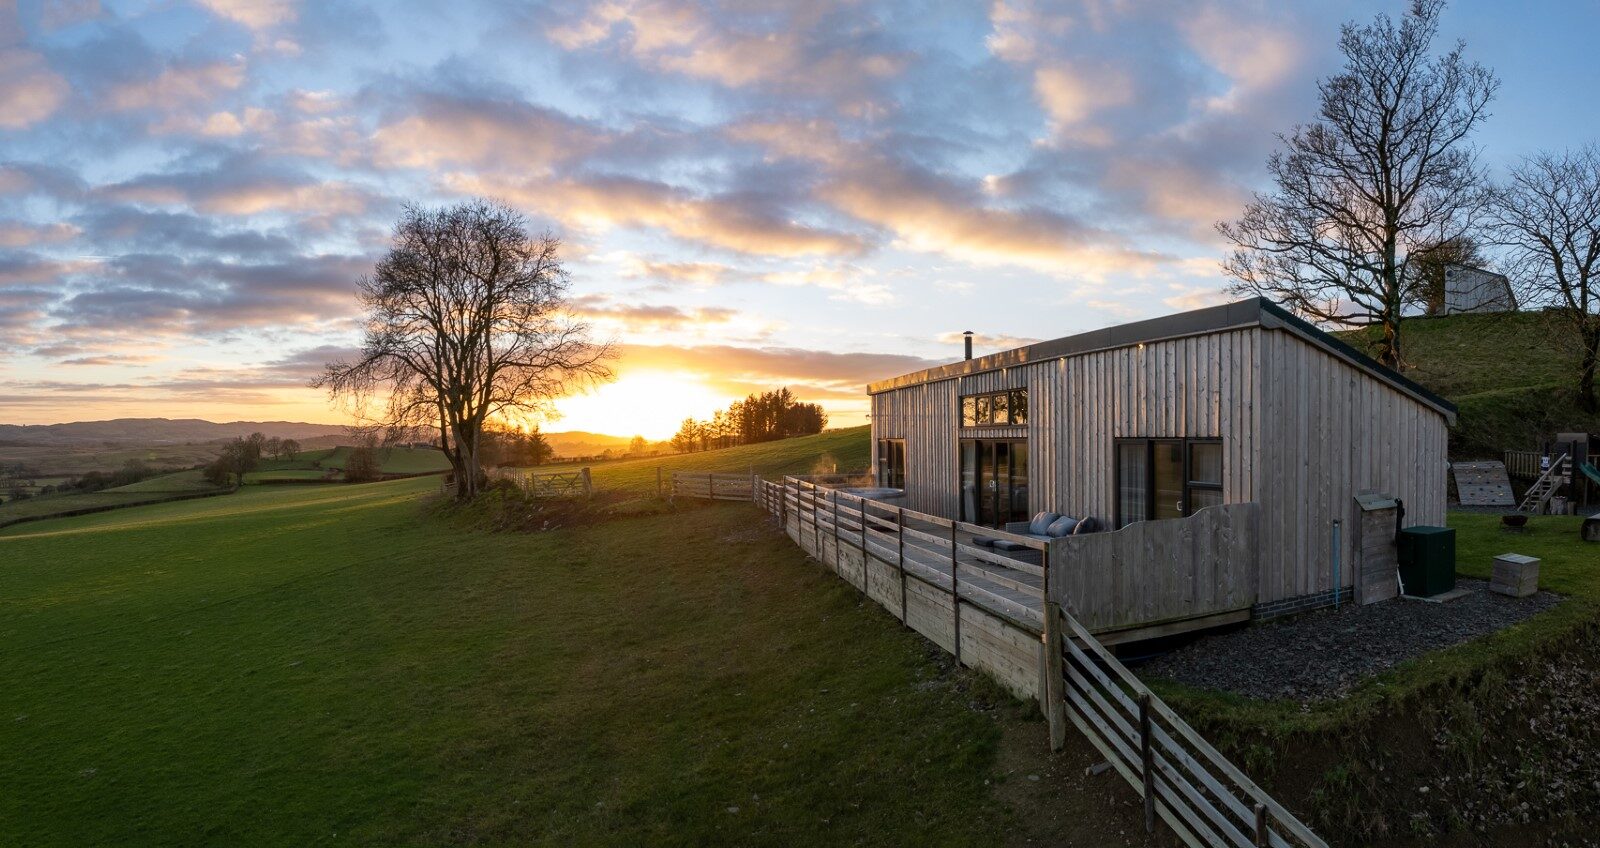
[1331,519,1342,608]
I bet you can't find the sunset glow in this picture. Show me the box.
[553,371,736,441]
[4,2,1596,434]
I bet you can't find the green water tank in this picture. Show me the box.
[1398,525,1456,596]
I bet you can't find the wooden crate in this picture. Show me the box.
[1491,553,1540,598]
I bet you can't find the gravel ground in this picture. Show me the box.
[1138,579,1563,702]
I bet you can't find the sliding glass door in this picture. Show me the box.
[959,439,1029,526]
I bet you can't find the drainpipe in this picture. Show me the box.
[1331,519,1342,608]
[963,330,974,361]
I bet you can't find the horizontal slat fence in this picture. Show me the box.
[1056,609,1324,848]
[678,474,1321,848]
[1048,504,1259,636]
[671,471,755,501]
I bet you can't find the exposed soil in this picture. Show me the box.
[1139,580,1563,702]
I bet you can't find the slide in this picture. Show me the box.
[1581,461,1600,486]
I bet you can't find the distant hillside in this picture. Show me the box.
[1337,311,1600,458]
[0,418,350,446]
[543,431,640,457]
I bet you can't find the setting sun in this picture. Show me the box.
[552,371,735,441]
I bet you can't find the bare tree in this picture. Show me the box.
[316,199,614,500]
[1218,0,1497,367]
[1489,146,1600,411]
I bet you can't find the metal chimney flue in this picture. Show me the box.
[962,330,974,361]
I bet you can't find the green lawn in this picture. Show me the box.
[518,426,871,495]
[0,476,1032,846]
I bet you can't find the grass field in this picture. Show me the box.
[1337,311,1600,456]
[519,426,871,495]
[253,446,451,476]
[0,469,229,523]
[0,475,1085,847]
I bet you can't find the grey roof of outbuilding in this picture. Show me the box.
[865,297,1457,422]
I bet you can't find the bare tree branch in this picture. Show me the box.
[314,199,616,500]
[1217,0,1497,367]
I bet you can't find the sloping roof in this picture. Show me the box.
[866,297,1457,422]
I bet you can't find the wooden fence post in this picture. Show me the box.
[580,467,592,496]
[1140,692,1155,834]
[858,497,868,590]
[1043,601,1066,751]
[1253,803,1268,847]
[950,522,962,666]
[831,492,841,576]
[708,472,715,501]
[896,509,908,625]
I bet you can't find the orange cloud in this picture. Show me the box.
[372,95,602,172]
[0,49,70,129]
[455,173,868,258]
[105,58,246,112]
[0,221,79,248]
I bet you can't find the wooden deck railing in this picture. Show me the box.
[674,473,1323,848]
[1048,504,1259,639]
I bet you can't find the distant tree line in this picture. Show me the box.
[479,425,555,468]
[670,388,827,453]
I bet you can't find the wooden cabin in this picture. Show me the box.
[868,298,1455,632]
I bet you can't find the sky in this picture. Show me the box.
[3,0,1598,439]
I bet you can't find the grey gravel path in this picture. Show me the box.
[1138,579,1563,702]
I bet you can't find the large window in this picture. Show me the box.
[877,439,907,489]
[960,439,1029,526]
[1114,438,1224,528]
[961,388,1028,427]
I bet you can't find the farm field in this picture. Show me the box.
[250,446,452,478]
[0,442,224,477]
[0,474,1154,847]
[0,469,230,524]
[517,426,870,495]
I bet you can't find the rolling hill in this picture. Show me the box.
[1336,310,1600,457]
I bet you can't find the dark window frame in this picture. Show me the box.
[959,388,1029,427]
[876,438,907,489]
[1113,437,1224,528]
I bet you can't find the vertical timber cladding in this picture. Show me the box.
[870,380,959,516]
[871,328,1264,529]
[1254,329,1449,604]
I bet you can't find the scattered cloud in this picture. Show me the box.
[0,49,71,128]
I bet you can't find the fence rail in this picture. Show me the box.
[670,471,756,501]
[675,473,1322,848]
[485,467,592,498]
[1504,450,1545,481]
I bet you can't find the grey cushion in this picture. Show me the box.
[1046,516,1080,537]
[1072,516,1100,535]
[1029,511,1061,535]
[992,539,1030,552]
